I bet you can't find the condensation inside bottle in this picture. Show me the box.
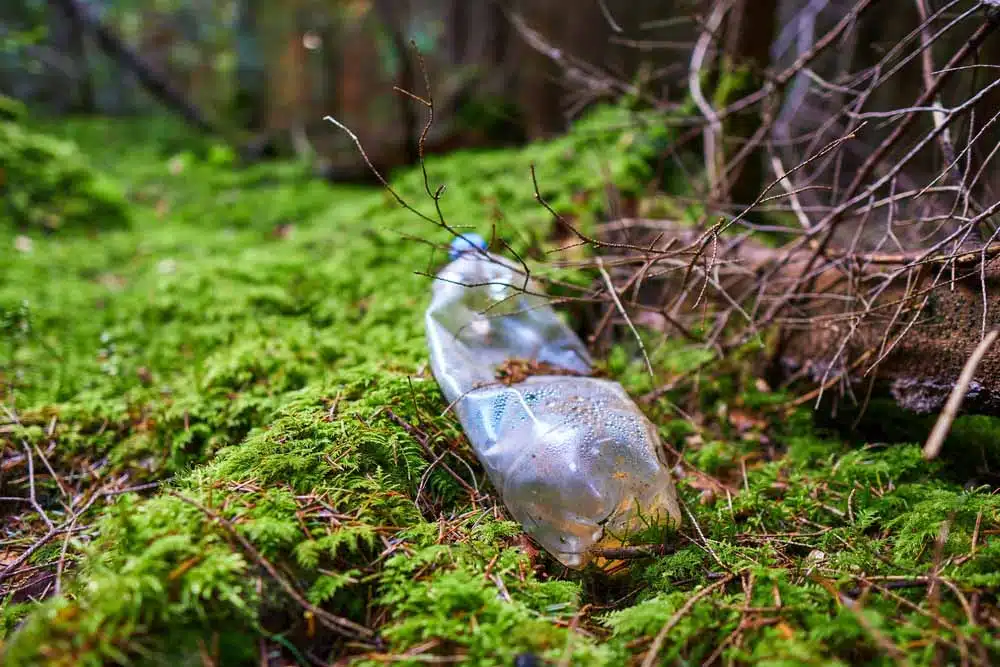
[425,243,681,568]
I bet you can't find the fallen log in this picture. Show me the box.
[774,256,1000,417]
[592,218,1000,418]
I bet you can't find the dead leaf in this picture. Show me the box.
[729,409,766,433]
[97,273,127,291]
[272,223,294,239]
[493,358,586,385]
[155,199,170,218]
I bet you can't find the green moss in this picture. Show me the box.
[2,108,999,666]
[0,95,27,122]
[0,119,130,233]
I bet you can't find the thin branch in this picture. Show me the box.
[640,573,738,667]
[168,491,374,642]
[923,329,1000,459]
[596,0,624,33]
[596,257,655,380]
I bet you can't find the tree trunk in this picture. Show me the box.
[373,0,419,167]
[717,0,779,207]
[46,0,93,112]
[65,12,93,111]
[234,0,266,132]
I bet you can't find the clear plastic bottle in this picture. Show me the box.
[425,234,681,568]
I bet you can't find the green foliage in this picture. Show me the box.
[2,108,999,666]
[0,95,27,122]
[2,493,257,667]
[0,119,131,232]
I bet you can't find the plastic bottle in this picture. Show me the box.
[425,234,681,568]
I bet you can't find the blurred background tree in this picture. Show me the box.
[0,0,699,176]
[3,0,999,200]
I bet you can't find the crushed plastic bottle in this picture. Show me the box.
[425,233,681,568]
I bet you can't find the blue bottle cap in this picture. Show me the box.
[448,232,488,260]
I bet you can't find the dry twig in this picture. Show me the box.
[923,329,999,459]
[640,572,737,667]
[168,491,374,642]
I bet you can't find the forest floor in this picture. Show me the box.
[2,111,1000,666]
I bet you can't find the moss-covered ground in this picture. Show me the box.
[1,110,999,666]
